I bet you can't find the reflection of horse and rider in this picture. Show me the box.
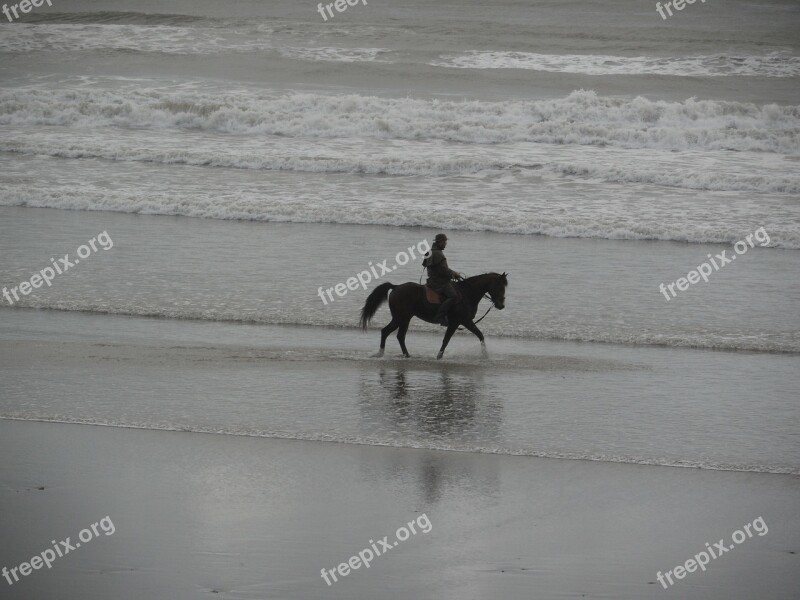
[360,233,508,359]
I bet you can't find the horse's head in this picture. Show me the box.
[489,272,508,310]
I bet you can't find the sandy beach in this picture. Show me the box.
[1,419,798,600]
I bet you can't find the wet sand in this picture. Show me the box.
[2,309,799,473]
[1,419,798,600]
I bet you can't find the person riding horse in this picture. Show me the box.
[422,233,464,325]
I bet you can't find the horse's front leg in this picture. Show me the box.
[436,323,459,360]
[461,320,488,358]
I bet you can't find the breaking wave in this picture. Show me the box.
[1,88,797,153]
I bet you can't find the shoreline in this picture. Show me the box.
[2,415,799,477]
[2,205,798,355]
[2,302,799,357]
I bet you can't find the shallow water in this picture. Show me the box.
[2,206,798,352]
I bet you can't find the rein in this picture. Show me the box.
[472,294,494,324]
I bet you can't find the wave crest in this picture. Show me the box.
[1,88,797,153]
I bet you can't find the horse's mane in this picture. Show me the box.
[462,272,507,286]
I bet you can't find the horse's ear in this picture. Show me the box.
[501,272,508,280]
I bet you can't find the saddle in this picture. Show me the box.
[424,285,460,305]
[425,286,443,304]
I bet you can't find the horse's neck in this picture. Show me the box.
[463,276,491,302]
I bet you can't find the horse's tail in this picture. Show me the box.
[360,282,395,330]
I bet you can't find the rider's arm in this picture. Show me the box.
[439,257,461,280]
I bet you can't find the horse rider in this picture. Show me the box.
[422,233,464,325]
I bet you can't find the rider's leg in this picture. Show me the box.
[434,286,458,325]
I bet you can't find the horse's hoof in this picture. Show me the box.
[371,350,384,358]
[436,352,444,360]
[403,354,411,358]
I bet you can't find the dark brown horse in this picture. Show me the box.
[360,272,507,359]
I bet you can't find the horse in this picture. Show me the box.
[359,272,507,359]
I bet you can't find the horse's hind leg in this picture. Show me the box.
[373,318,399,357]
[397,318,411,358]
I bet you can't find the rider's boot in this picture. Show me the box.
[435,298,455,326]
